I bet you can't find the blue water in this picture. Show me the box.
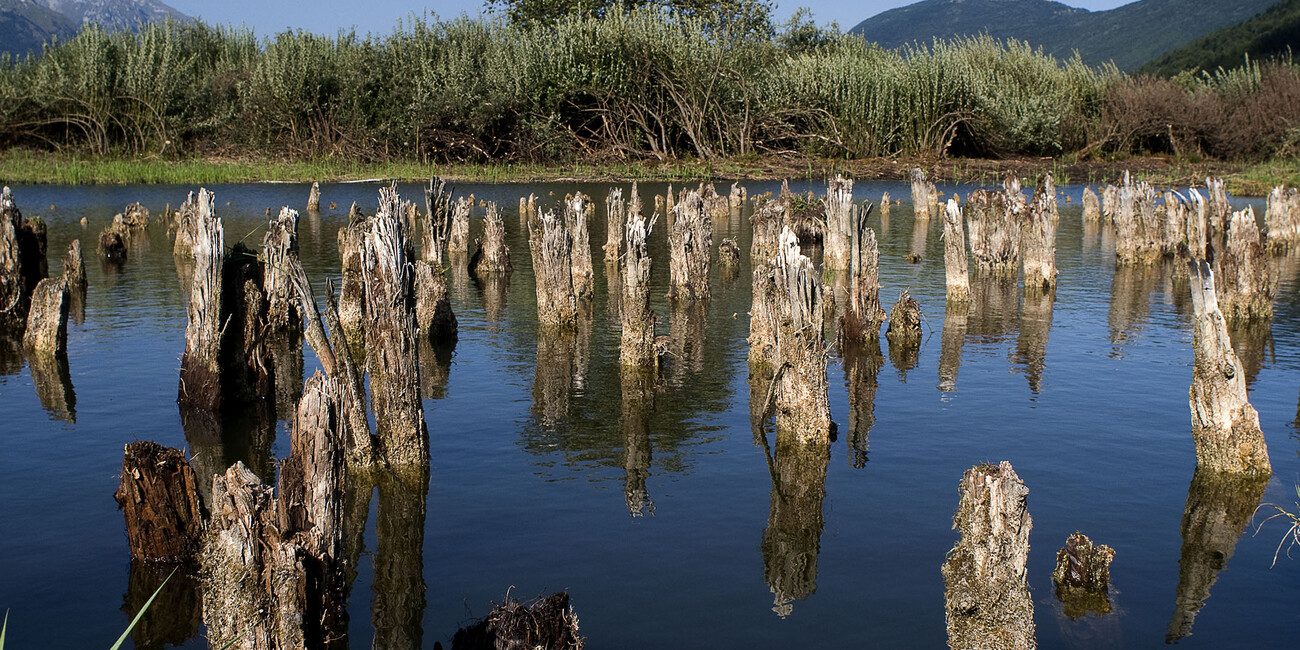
[0,179,1297,648]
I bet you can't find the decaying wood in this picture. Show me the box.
[718,236,741,269]
[120,202,150,229]
[363,185,428,468]
[172,191,199,259]
[966,184,1022,274]
[668,189,713,302]
[842,202,885,343]
[750,195,786,265]
[823,174,854,270]
[448,195,472,260]
[262,207,300,333]
[528,207,582,329]
[880,191,891,223]
[1022,175,1058,291]
[1205,177,1231,239]
[223,244,274,404]
[885,289,923,344]
[1052,532,1115,619]
[22,277,68,355]
[423,177,452,265]
[307,181,321,212]
[1187,259,1271,476]
[729,182,746,217]
[178,188,224,412]
[604,187,625,263]
[451,592,583,650]
[1101,184,1119,224]
[1216,207,1274,323]
[910,167,939,221]
[700,182,730,224]
[1265,185,1300,250]
[1082,187,1101,222]
[1160,191,1188,256]
[1113,172,1163,263]
[62,239,86,289]
[941,461,1035,650]
[415,261,458,345]
[337,203,368,348]
[469,202,511,277]
[565,193,594,301]
[621,209,658,369]
[1186,189,1209,259]
[942,199,971,304]
[519,193,536,230]
[114,441,206,563]
[1,187,36,332]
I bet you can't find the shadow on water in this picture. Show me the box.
[843,338,883,468]
[1011,287,1055,395]
[1227,320,1274,390]
[1166,468,1268,643]
[121,561,202,650]
[887,329,920,382]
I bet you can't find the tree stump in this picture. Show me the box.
[171,191,199,259]
[880,191,891,223]
[1205,177,1231,239]
[528,207,582,329]
[1265,185,1300,250]
[966,184,1022,274]
[1185,189,1209,259]
[1217,206,1274,323]
[1022,175,1058,291]
[307,181,321,212]
[222,244,273,404]
[121,202,150,229]
[262,207,300,333]
[22,277,68,355]
[469,202,511,277]
[843,201,885,343]
[885,289,922,344]
[941,461,1035,650]
[1,187,31,332]
[1113,171,1163,263]
[1052,532,1115,619]
[423,177,452,265]
[1082,187,1101,222]
[62,239,86,289]
[762,228,831,440]
[942,199,971,304]
[448,195,472,259]
[565,193,594,302]
[337,202,368,349]
[621,209,658,369]
[114,441,205,563]
[668,189,713,302]
[718,237,741,269]
[604,187,625,263]
[1187,259,1271,476]
[178,189,224,412]
[823,174,854,270]
[451,593,582,650]
[910,167,938,221]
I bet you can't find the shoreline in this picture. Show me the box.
[0,150,1294,197]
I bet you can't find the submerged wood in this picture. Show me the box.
[966,185,1021,274]
[1022,176,1058,291]
[178,189,223,412]
[885,289,923,344]
[307,181,321,212]
[620,210,658,369]
[337,203,367,348]
[604,187,625,263]
[910,167,938,221]
[1113,172,1162,263]
[528,206,581,329]
[1217,206,1274,323]
[1187,259,1270,476]
[451,592,582,650]
[114,441,206,563]
[566,192,594,302]
[668,189,713,302]
[761,228,831,440]
[941,461,1035,650]
[942,199,971,303]
[363,185,427,468]
[262,207,300,333]
[448,195,472,259]
[469,201,511,277]
[1082,187,1101,222]
[842,202,885,343]
[1265,185,1300,249]
[823,174,854,270]
[22,277,68,355]
[1052,532,1115,619]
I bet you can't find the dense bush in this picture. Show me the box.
[0,10,1292,163]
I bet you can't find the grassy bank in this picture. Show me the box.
[1,150,1292,196]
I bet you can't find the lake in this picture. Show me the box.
[1,178,1297,648]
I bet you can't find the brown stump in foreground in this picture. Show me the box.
[451,592,583,650]
[668,189,713,302]
[178,189,224,412]
[1022,175,1058,292]
[114,441,206,563]
[1187,259,1271,476]
[1,187,33,332]
[307,181,321,212]
[942,199,971,304]
[469,201,512,278]
[942,461,1035,650]
[22,277,68,355]
[620,209,658,369]
[1052,532,1115,619]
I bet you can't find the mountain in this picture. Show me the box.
[850,0,1282,70]
[1138,0,1300,76]
[1,0,187,58]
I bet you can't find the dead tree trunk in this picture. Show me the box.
[416,178,458,346]
[337,203,368,349]
[307,182,321,212]
[1161,191,1188,256]
[1101,184,1119,224]
[1082,187,1101,222]
[604,188,625,263]
[880,191,891,224]
[1216,207,1274,323]
[941,461,1035,650]
[910,168,938,221]
[178,189,224,412]
[1205,177,1231,240]
[942,199,971,304]
[469,202,511,278]
[63,238,86,294]
[172,192,199,259]
[1114,172,1162,263]
[363,185,427,469]
[668,189,713,302]
[1265,185,1300,250]
[762,227,831,440]
[528,208,581,329]
[262,207,300,333]
[1052,532,1115,619]
[1022,176,1058,291]
[748,199,788,368]
[223,244,274,404]
[1187,259,1271,476]
[22,277,68,355]
[842,202,885,343]
[448,195,471,260]
[565,193,594,302]
[823,174,854,270]
[966,188,1021,274]
[621,210,658,369]
[1,187,32,333]
[1186,189,1209,259]
[885,289,923,345]
[114,441,206,563]
[729,182,747,218]
[423,177,452,266]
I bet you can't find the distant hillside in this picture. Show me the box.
[851,0,1281,70]
[1,0,187,58]
[1138,0,1300,76]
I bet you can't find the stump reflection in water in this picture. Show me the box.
[938,299,969,396]
[843,337,883,469]
[668,300,707,383]
[372,468,429,650]
[122,561,201,650]
[180,404,275,508]
[621,367,656,517]
[1107,261,1163,356]
[759,425,829,618]
[1012,287,1055,395]
[532,316,592,427]
[27,348,75,421]
[1166,469,1268,643]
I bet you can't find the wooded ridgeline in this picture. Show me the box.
[0,10,1296,165]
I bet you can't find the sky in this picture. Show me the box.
[163,0,1138,36]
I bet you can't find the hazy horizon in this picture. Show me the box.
[163,0,1137,37]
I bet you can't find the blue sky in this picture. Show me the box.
[164,1,1136,36]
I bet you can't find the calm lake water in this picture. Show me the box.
[1,179,1298,649]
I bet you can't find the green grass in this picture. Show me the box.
[1230,158,1300,197]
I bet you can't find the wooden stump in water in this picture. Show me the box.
[363,185,427,468]
[1,187,42,333]
[1101,184,1119,224]
[451,592,582,650]
[1113,171,1163,263]
[415,261,459,346]
[423,177,452,265]
[528,206,582,329]
[222,244,274,404]
[178,188,224,412]
[668,189,713,302]
[337,203,368,349]
[1265,185,1300,250]
[114,441,205,563]
[1187,259,1271,476]
[942,199,971,304]
[1052,532,1115,619]
[880,191,891,223]
[120,202,150,229]
[1186,189,1209,259]
[448,195,472,259]
[1082,187,1101,222]
[1205,177,1231,239]
[910,167,938,221]
[885,289,923,344]
[469,201,511,278]
[1022,175,1058,292]
[262,207,300,333]
[842,201,885,344]
[565,192,594,302]
[1216,207,1274,323]
[62,239,86,290]
[966,184,1022,275]
[941,461,1035,650]
[621,209,658,369]
[307,181,321,212]
[22,277,67,355]
[171,191,200,259]
[718,236,741,269]
[759,228,831,440]
[604,187,625,263]
[823,174,854,270]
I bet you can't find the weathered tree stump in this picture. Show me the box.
[942,199,971,304]
[565,193,594,302]
[621,210,658,369]
[1,187,42,333]
[910,167,938,221]
[178,189,224,412]
[1160,190,1188,256]
[1217,206,1274,323]
[1187,259,1271,476]
[469,202,511,277]
[262,207,300,333]
[114,441,206,563]
[1205,177,1231,239]
[1185,189,1209,259]
[448,195,472,260]
[1101,184,1119,224]
[120,202,150,229]
[63,239,86,290]
[1082,187,1101,222]
[415,262,459,345]
[529,206,583,329]
[223,244,274,404]
[885,289,923,344]
[171,191,199,259]
[451,592,583,650]
[880,191,891,223]
[22,277,68,355]
[1113,172,1163,263]
[337,203,368,349]
[668,189,713,302]
[604,187,625,263]
[941,461,1035,650]
[518,193,536,229]
[966,184,1022,274]
[718,236,741,269]
[842,202,886,344]
[97,228,128,261]
[307,182,321,212]
[729,182,747,218]
[823,174,854,270]
[423,177,452,265]
[363,185,428,468]
[1052,532,1115,619]
[1022,175,1059,291]
[1265,185,1300,250]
